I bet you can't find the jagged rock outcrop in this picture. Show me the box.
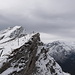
[0,33,40,75]
[0,32,70,75]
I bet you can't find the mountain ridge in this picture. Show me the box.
[0,26,70,75]
[46,41,75,75]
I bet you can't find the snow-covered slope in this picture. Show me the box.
[35,46,70,75]
[0,26,36,68]
[0,26,70,75]
[45,41,75,75]
[0,26,23,43]
[46,41,75,62]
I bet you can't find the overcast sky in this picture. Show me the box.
[0,0,75,43]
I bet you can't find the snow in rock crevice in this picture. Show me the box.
[0,26,35,68]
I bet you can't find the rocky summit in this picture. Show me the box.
[0,26,70,75]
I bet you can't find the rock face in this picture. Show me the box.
[0,33,40,75]
[46,41,75,75]
[0,26,70,75]
[0,26,29,66]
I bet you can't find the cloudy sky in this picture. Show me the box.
[0,0,75,43]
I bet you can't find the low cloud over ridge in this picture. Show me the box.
[0,0,75,42]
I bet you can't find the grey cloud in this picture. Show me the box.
[0,0,75,41]
[0,12,75,39]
